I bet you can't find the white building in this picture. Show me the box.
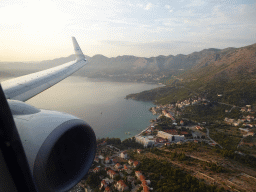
[135,136,155,147]
[120,151,128,159]
[157,131,173,140]
[157,131,185,142]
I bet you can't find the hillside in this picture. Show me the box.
[0,46,235,83]
[126,42,256,106]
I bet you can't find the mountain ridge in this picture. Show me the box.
[125,42,256,106]
[1,42,256,84]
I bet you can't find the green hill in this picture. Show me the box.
[126,42,256,106]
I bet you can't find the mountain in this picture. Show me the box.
[181,44,256,83]
[0,47,226,76]
[1,43,255,84]
[126,43,256,106]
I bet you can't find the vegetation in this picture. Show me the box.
[85,172,101,189]
[204,79,256,106]
[97,137,144,150]
[243,135,256,143]
[126,73,256,107]
[209,129,242,150]
[213,148,256,168]
[135,157,225,192]
[149,148,188,161]
[148,147,226,173]
[204,162,225,173]
[181,102,243,123]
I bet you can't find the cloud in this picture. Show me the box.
[165,4,173,13]
[102,40,135,46]
[186,0,205,7]
[144,3,153,10]
[100,40,210,57]
[102,40,191,48]
[165,5,171,9]
[137,3,144,8]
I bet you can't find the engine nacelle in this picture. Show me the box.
[8,100,96,192]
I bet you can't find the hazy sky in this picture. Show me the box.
[1,0,256,62]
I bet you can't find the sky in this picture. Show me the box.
[0,0,256,62]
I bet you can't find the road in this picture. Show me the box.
[206,128,223,149]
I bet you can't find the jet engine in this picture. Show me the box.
[7,99,96,192]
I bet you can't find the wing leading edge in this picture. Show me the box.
[1,37,86,102]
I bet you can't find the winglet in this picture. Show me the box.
[72,37,85,61]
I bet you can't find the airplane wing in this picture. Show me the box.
[1,37,86,102]
[0,37,96,192]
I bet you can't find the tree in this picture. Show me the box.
[114,175,121,181]
[137,186,143,192]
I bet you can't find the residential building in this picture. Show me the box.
[133,161,140,168]
[100,180,108,189]
[123,164,128,171]
[135,171,142,178]
[120,151,128,159]
[128,159,133,165]
[137,149,142,154]
[107,170,117,179]
[94,157,99,163]
[93,167,100,173]
[104,186,111,192]
[142,186,150,192]
[115,163,122,169]
[105,157,111,164]
[115,180,129,191]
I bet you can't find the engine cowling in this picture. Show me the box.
[8,99,96,192]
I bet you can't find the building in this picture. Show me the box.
[93,167,100,173]
[115,180,129,191]
[135,136,155,147]
[135,171,142,178]
[94,157,99,163]
[195,125,203,130]
[244,132,255,137]
[128,159,133,165]
[107,169,117,179]
[123,164,128,171]
[162,110,176,121]
[105,157,111,164]
[139,175,146,181]
[120,151,128,159]
[100,180,108,189]
[133,161,140,168]
[137,149,142,154]
[157,131,185,142]
[104,186,111,192]
[157,131,173,140]
[115,163,122,169]
[143,186,150,192]
[239,128,250,132]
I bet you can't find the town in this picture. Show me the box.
[70,96,256,192]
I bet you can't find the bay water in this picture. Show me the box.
[25,76,161,140]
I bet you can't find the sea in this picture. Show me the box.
[21,76,162,140]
